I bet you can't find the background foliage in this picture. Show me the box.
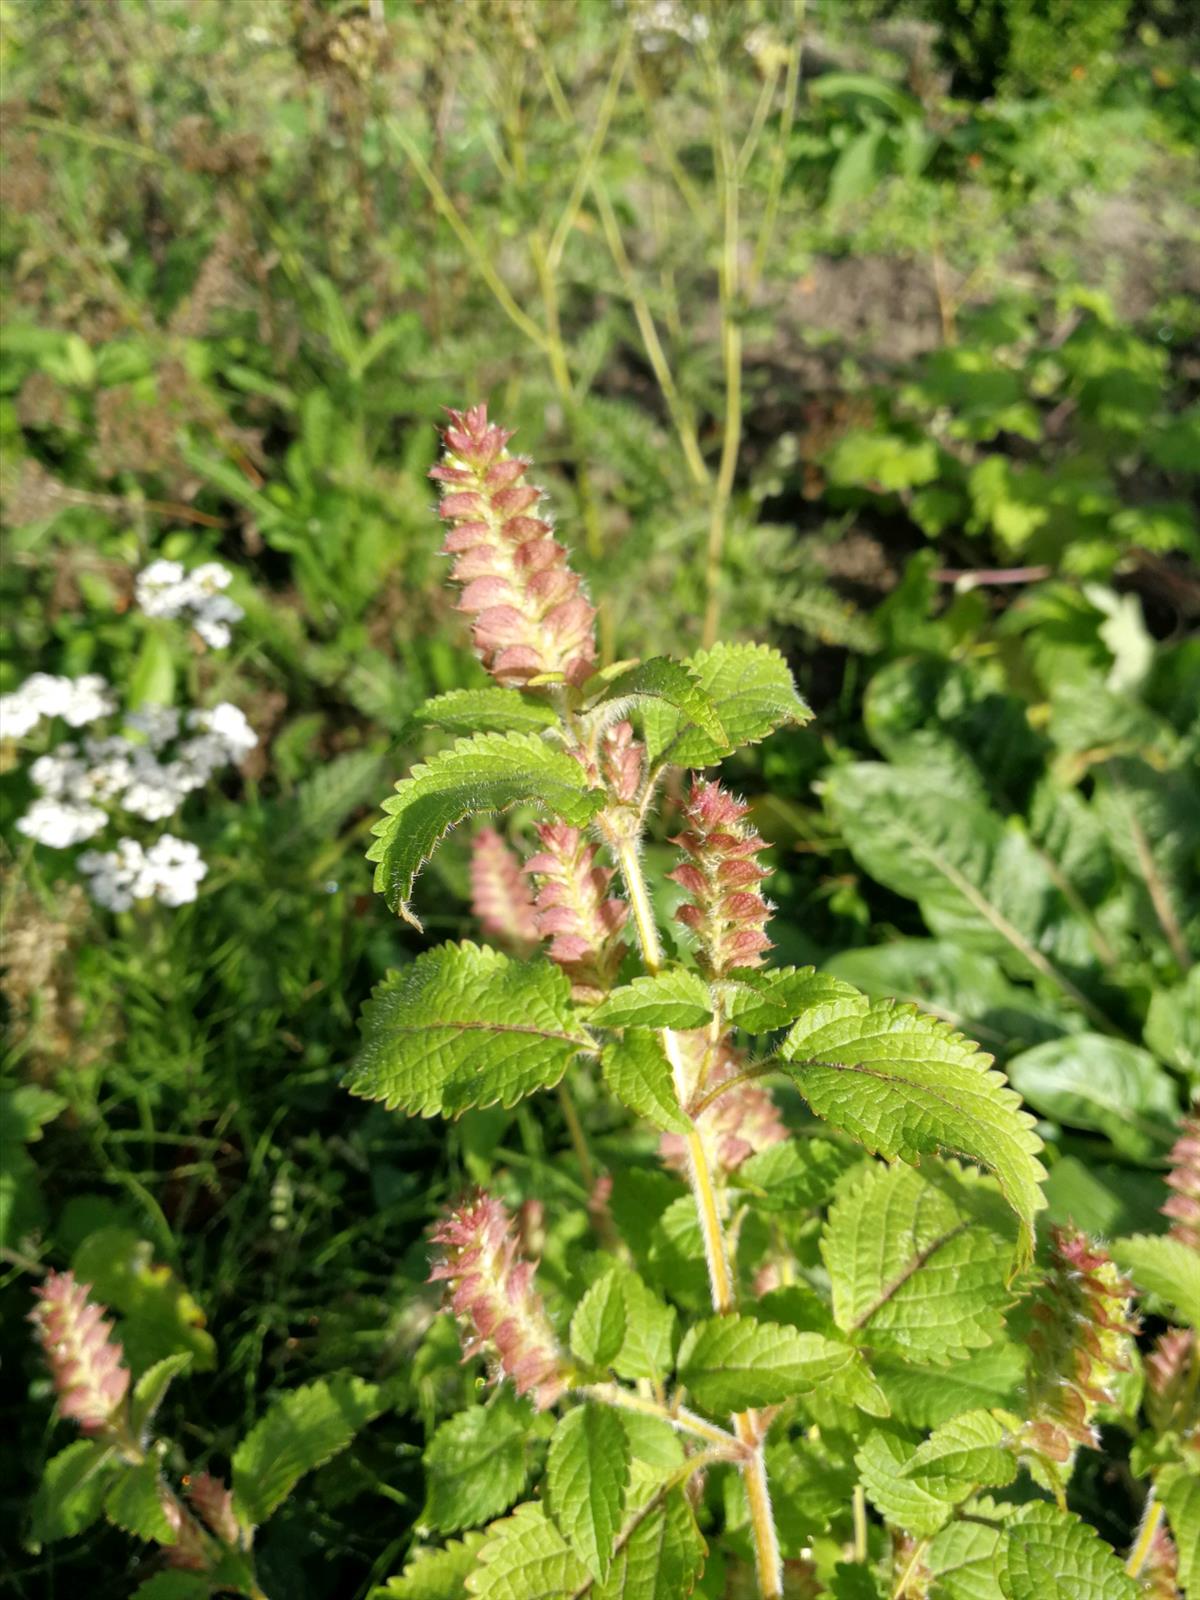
[1,0,1197,1595]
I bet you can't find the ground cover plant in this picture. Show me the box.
[2,2,1199,1597]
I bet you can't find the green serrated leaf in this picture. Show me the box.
[605,1265,676,1384]
[232,1375,382,1529]
[592,969,713,1031]
[594,1478,706,1599]
[734,1138,856,1212]
[718,967,852,1034]
[406,688,559,738]
[600,1030,690,1135]
[71,1228,216,1375]
[676,1315,889,1417]
[346,944,591,1118]
[996,1503,1137,1600]
[1007,1035,1179,1161]
[367,731,605,925]
[570,1273,627,1369]
[899,1410,1016,1503]
[856,1424,954,1539]
[821,1160,1019,1365]
[29,1439,119,1547]
[766,1435,857,1552]
[465,1501,588,1598]
[374,1533,488,1599]
[779,988,1045,1268]
[1162,1465,1200,1600]
[643,642,810,768]
[1112,1234,1200,1327]
[105,1458,175,1543]
[546,1404,630,1581]
[927,1517,1005,1600]
[589,657,727,749]
[130,1352,193,1438]
[872,1343,1025,1430]
[425,1400,531,1533]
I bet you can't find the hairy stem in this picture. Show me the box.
[578,1383,739,1453]
[611,829,782,1599]
[1125,1492,1164,1578]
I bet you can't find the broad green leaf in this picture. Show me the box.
[570,1272,627,1369]
[593,1477,706,1599]
[1112,1234,1200,1327]
[130,1352,193,1437]
[855,1424,953,1538]
[821,1161,1020,1364]
[1162,1466,1200,1599]
[899,1411,1016,1504]
[642,642,810,768]
[648,1195,710,1308]
[735,1137,856,1212]
[927,1518,1005,1600]
[606,1265,676,1385]
[765,1435,857,1552]
[676,1315,889,1417]
[132,1576,211,1600]
[600,1030,690,1135]
[346,944,591,1118]
[588,657,727,751]
[996,1503,1137,1600]
[872,1343,1025,1430]
[466,1501,587,1598]
[126,627,176,711]
[1146,969,1200,1082]
[367,731,605,924]
[718,967,851,1034]
[546,1403,630,1580]
[105,1457,175,1543]
[1007,1035,1179,1160]
[1041,1157,1167,1239]
[0,1083,67,1142]
[30,1439,118,1546]
[374,1533,487,1600]
[780,988,1044,1267]
[425,1400,531,1533]
[232,1375,382,1528]
[591,969,713,1031]
[72,1228,216,1374]
[406,688,559,738]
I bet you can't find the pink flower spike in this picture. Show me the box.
[432,405,597,688]
[29,1270,130,1436]
[524,822,628,1001]
[185,1471,241,1547]
[667,781,773,977]
[469,828,540,953]
[429,1191,565,1411]
[1163,1113,1200,1250]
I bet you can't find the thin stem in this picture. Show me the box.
[893,1537,930,1598]
[1125,1493,1164,1578]
[749,0,805,294]
[578,1383,739,1453]
[556,1082,595,1192]
[547,32,632,273]
[853,1484,869,1562]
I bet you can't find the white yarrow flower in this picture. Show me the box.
[0,672,116,739]
[78,833,207,910]
[17,797,108,848]
[134,559,244,649]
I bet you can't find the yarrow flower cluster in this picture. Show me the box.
[431,405,597,688]
[29,1270,130,1436]
[136,559,244,649]
[0,672,115,740]
[429,1190,566,1411]
[78,834,208,911]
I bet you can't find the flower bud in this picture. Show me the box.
[600,720,643,805]
[524,822,627,1001]
[429,1191,566,1410]
[29,1270,130,1436]
[660,1036,786,1182]
[161,1493,210,1572]
[185,1471,240,1547]
[469,827,539,953]
[1163,1113,1199,1251]
[1145,1327,1194,1435]
[667,781,772,976]
[431,405,596,687]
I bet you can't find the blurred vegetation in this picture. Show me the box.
[1,0,1197,1595]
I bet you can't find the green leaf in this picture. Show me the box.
[926,1517,1005,1600]
[375,1533,487,1599]
[600,1030,690,1135]
[546,1404,630,1581]
[406,688,559,738]
[71,1228,216,1375]
[766,1435,857,1552]
[131,1575,211,1600]
[1162,1466,1200,1600]
[642,642,810,768]
[996,1503,1137,1600]
[367,731,605,925]
[425,1400,531,1533]
[1146,969,1200,1082]
[855,1424,954,1538]
[593,1478,706,1599]
[130,1352,193,1437]
[779,988,1045,1268]
[676,1315,889,1417]
[588,657,727,751]
[127,626,176,711]
[466,1501,587,1598]
[232,1374,382,1529]
[346,944,591,1118]
[105,1457,175,1543]
[605,1266,676,1384]
[718,967,852,1034]
[899,1411,1016,1504]
[1112,1234,1200,1327]
[821,1160,1020,1365]
[592,969,713,1031]
[1007,1036,1179,1160]
[29,1439,119,1546]
[735,1138,857,1212]
[570,1272,627,1369]
[872,1343,1025,1430]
